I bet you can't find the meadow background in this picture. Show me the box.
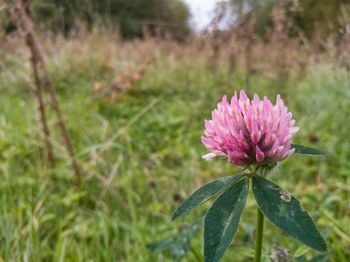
[0,0,349,261]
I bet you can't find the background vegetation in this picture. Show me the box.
[231,0,350,39]
[2,0,191,39]
[0,0,349,261]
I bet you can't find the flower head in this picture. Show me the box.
[201,90,299,166]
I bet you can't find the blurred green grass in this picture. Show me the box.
[0,51,349,261]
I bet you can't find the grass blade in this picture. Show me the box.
[292,144,324,156]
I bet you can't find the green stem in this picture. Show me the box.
[254,207,264,262]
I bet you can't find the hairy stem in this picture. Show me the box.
[254,207,264,262]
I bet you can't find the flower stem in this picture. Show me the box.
[254,207,264,262]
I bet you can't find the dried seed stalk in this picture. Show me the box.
[13,1,55,167]
[14,0,81,185]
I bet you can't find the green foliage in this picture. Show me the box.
[148,216,203,260]
[292,144,325,156]
[172,174,244,220]
[0,47,349,261]
[291,0,344,38]
[170,142,326,261]
[29,0,191,39]
[204,177,249,262]
[252,176,327,252]
[231,0,350,39]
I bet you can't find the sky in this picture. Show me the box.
[183,0,221,30]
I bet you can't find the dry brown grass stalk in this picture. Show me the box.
[14,0,81,186]
[13,0,55,167]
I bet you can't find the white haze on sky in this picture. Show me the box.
[183,0,231,31]
[183,0,221,30]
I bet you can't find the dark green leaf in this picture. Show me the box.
[252,176,327,252]
[204,177,249,262]
[292,144,324,156]
[172,174,244,220]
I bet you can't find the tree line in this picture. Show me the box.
[1,0,349,40]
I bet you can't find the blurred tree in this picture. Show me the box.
[100,0,191,39]
[5,0,191,40]
[291,0,345,38]
[230,0,350,39]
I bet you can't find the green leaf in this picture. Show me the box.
[172,174,244,220]
[204,177,249,262]
[292,144,324,156]
[252,176,327,252]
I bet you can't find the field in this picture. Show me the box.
[0,31,350,261]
